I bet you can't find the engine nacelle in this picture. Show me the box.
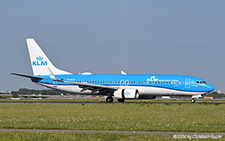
[114,88,139,99]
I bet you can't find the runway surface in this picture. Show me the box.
[0,128,224,135]
[0,101,225,104]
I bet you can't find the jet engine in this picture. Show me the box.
[114,88,139,99]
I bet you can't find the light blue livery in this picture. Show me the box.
[11,39,214,103]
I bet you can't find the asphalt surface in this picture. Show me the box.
[0,101,224,104]
[0,128,224,135]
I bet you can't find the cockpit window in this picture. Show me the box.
[196,81,206,84]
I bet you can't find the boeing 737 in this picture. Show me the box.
[11,39,215,103]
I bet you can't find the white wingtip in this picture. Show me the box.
[121,71,126,75]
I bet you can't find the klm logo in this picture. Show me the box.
[125,91,130,96]
[147,76,158,81]
[33,56,47,66]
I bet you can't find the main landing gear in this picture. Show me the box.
[106,97,114,102]
[117,99,125,103]
[106,97,125,103]
[191,98,195,103]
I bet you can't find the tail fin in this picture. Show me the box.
[26,38,71,76]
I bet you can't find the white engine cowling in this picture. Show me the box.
[114,88,139,99]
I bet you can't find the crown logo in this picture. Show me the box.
[125,92,130,95]
[36,56,44,61]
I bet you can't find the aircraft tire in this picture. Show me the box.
[117,99,125,102]
[106,97,114,102]
[191,98,195,103]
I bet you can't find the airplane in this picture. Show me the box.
[11,38,215,103]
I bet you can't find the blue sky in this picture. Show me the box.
[0,1,225,91]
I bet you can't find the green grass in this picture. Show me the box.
[0,132,181,141]
[0,132,224,141]
[0,98,224,103]
[0,103,224,132]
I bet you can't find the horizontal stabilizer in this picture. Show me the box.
[10,72,44,79]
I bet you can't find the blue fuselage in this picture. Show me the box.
[32,74,214,94]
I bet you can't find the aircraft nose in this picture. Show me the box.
[206,84,215,92]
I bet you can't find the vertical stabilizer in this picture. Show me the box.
[26,38,71,75]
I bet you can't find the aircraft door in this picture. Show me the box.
[120,80,129,86]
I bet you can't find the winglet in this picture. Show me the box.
[46,68,62,82]
[121,71,126,75]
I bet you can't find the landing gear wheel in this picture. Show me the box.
[106,97,114,102]
[117,99,125,103]
[191,98,195,103]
